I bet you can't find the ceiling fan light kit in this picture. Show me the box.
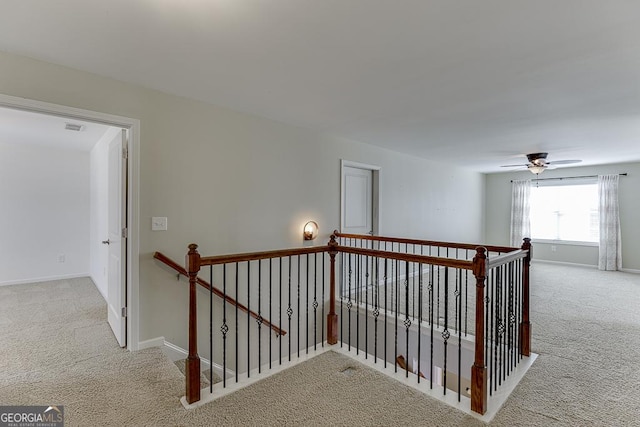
[501,152,581,175]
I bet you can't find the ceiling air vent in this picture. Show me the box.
[65,123,84,132]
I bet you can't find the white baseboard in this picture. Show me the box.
[138,336,165,350]
[162,340,234,380]
[533,259,640,274]
[532,259,596,269]
[0,272,91,287]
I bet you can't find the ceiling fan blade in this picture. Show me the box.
[546,159,581,165]
[500,164,528,167]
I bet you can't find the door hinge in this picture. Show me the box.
[122,227,128,238]
[122,146,128,159]
[121,307,127,318]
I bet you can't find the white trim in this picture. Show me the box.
[340,159,380,235]
[620,268,640,274]
[182,345,332,410]
[138,336,165,350]
[532,259,596,269]
[0,273,90,287]
[0,93,141,352]
[162,340,235,380]
[532,239,598,247]
[90,275,108,301]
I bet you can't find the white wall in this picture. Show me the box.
[0,141,90,284]
[89,128,120,299]
[485,162,640,271]
[0,50,486,349]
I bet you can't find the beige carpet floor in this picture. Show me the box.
[1,262,639,426]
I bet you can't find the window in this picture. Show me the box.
[529,181,599,243]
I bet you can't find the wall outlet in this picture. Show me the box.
[551,245,557,252]
[58,254,65,263]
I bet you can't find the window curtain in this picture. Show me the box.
[598,174,622,270]
[510,179,531,247]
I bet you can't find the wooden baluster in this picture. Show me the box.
[520,238,532,357]
[471,247,487,415]
[186,243,201,404]
[327,234,339,345]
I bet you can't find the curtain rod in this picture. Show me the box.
[511,173,627,183]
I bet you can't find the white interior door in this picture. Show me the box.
[106,129,127,347]
[342,165,374,235]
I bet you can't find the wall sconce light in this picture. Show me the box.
[303,221,319,240]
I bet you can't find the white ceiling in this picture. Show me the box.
[0,107,111,152]
[1,1,639,172]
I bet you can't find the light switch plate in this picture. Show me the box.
[152,217,168,231]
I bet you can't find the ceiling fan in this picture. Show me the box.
[501,152,581,175]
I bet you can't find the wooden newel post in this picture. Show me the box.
[520,237,532,357]
[327,234,339,345]
[185,243,201,404]
[471,247,488,415]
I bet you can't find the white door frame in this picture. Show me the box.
[0,93,141,351]
[340,159,380,235]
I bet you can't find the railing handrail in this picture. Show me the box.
[199,245,331,266]
[486,248,529,269]
[153,251,287,337]
[338,245,474,270]
[334,230,518,254]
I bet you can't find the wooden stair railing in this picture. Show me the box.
[153,251,286,337]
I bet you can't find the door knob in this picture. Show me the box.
[102,240,111,245]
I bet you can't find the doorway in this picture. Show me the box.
[0,93,140,350]
[340,160,380,235]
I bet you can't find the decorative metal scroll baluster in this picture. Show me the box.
[287,256,292,362]
[384,259,388,369]
[365,255,369,359]
[404,262,410,378]
[222,265,228,387]
[313,253,318,351]
[442,266,449,395]
[257,260,262,373]
[373,256,380,363]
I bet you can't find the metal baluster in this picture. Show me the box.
[418,262,422,384]
[404,261,410,378]
[306,254,309,354]
[269,259,272,369]
[394,259,399,373]
[356,253,360,355]
[313,253,317,351]
[442,267,449,395]
[223,265,227,388]
[297,255,301,358]
[247,261,250,378]
[235,263,239,383]
[257,260,262,373]
[457,267,462,402]
[429,263,434,390]
[384,258,388,369]
[322,253,325,347]
[279,257,282,365]
[348,254,352,351]
[373,256,379,363]
[365,255,369,358]
[288,256,292,362]
[209,265,213,393]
